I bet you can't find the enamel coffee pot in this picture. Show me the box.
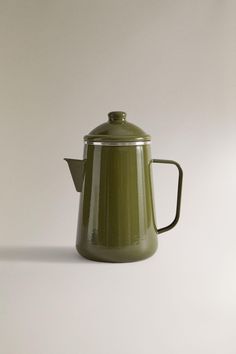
[65,111,183,262]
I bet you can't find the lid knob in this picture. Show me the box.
[108,111,126,123]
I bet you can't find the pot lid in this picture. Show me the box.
[84,111,151,142]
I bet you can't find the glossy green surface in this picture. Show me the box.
[65,111,183,262]
[76,144,157,262]
[84,111,151,143]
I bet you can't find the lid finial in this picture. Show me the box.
[108,111,126,123]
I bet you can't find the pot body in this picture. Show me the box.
[76,142,157,262]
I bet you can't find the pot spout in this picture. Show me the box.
[64,158,86,192]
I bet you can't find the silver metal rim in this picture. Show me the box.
[84,141,151,146]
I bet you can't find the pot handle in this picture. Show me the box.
[150,159,183,235]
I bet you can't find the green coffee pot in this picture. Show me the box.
[65,111,183,263]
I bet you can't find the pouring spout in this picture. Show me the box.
[64,158,86,192]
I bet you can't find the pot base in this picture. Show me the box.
[76,238,158,263]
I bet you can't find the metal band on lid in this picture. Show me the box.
[84,141,151,146]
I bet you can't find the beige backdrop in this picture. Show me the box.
[0,1,236,353]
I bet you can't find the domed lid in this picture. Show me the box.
[84,111,151,143]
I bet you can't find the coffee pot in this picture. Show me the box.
[65,111,183,262]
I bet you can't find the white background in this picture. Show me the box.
[0,1,236,353]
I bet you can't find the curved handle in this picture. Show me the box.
[150,159,183,235]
